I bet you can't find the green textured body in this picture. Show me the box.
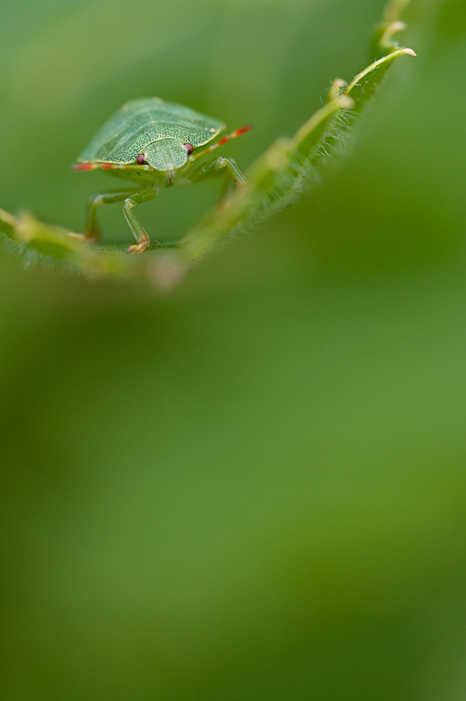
[78,97,225,176]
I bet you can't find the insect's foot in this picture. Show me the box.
[126,242,149,254]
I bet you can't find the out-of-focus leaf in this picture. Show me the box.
[181,23,415,260]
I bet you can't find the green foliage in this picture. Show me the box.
[182,24,415,262]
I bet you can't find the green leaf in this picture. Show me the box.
[181,24,415,262]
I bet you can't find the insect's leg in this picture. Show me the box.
[187,157,247,191]
[85,191,137,240]
[122,189,160,253]
[69,190,138,242]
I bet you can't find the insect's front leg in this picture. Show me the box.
[186,157,248,202]
[123,188,160,253]
[69,189,139,243]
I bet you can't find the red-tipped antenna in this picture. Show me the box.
[71,162,99,170]
[190,124,253,161]
[70,162,151,171]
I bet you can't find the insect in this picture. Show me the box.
[72,97,252,253]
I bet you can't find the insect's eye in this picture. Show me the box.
[137,154,146,165]
[183,143,194,155]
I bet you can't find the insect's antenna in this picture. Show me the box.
[70,162,151,171]
[189,124,253,162]
[71,162,114,170]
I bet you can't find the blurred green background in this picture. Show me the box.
[2,0,466,699]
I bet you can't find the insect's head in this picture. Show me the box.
[136,139,194,174]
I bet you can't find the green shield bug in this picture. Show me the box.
[72,97,252,253]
